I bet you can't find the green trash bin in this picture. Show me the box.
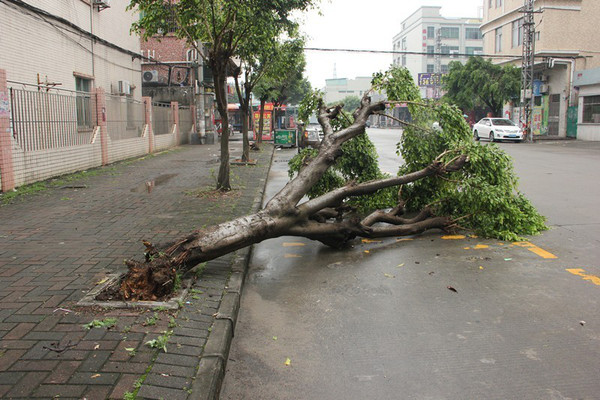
[274,129,297,148]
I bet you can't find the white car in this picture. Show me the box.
[473,118,524,142]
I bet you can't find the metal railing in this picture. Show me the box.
[106,94,145,140]
[152,102,173,135]
[8,83,95,152]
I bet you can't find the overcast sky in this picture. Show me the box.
[299,0,484,89]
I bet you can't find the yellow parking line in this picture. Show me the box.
[513,242,557,259]
[566,269,600,286]
[282,242,305,247]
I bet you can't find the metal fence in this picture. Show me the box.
[179,106,193,135]
[105,94,145,140]
[152,102,173,135]
[9,85,95,152]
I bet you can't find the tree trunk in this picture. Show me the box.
[257,97,266,145]
[119,95,468,301]
[213,61,231,191]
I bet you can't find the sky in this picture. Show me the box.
[299,0,484,89]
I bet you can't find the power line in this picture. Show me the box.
[304,47,534,60]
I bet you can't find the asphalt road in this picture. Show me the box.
[220,130,600,400]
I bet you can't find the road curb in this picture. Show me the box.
[189,144,275,400]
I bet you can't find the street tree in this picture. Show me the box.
[253,39,308,144]
[129,0,317,190]
[443,56,520,117]
[234,33,305,160]
[118,66,546,301]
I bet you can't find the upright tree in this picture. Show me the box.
[443,56,520,117]
[129,0,317,190]
[234,31,305,161]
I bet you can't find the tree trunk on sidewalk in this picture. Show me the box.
[119,95,468,301]
[213,58,231,191]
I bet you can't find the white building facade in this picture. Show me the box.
[323,77,373,105]
[0,0,142,100]
[392,6,483,98]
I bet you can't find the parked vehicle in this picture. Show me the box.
[298,123,323,150]
[473,118,524,142]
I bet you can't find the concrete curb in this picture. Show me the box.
[189,144,275,400]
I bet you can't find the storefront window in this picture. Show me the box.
[582,95,600,123]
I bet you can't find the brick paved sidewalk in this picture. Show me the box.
[0,141,274,399]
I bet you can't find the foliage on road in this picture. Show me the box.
[291,66,546,241]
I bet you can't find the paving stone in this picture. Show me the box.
[6,371,48,398]
[137,384,190,400]
[144,372,192,389]
[150,362,196,378]
[155,352,199,367]
[3,322,36,340]
[78,350,112,371]
[44,361,82,384]
[109,374,139,400]
[31,384,87,398]
[69,371,119,385]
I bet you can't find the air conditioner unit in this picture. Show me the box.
[93,0,111,7]
[540,84,549,94]
[143,70,159,83]
[541,74,549,83]
[450,50,459,58]
[474,50,483,56]
[118,80,131,95]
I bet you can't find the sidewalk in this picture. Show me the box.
[0,141,274,399]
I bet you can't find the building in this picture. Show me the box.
[323,77,372,104]
[392,6,483,98]
[481,0,600,140]
[0,0,191,191]
[0,0,142,100]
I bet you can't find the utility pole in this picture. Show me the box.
[434,27,442,99]
[520,0,535,142]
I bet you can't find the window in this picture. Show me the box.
[512,19,523,48]
[427,45,435,57]
[465,28,482,40]
[582,95,600,123]
[402,55,406,66]
[441,65,449,74]
[427,26,435,39]
[489,0,492,8]
[441,45,459,55]
[440,27,459,39]
[495,27,503,52]
[496,0,502,7]
[75,76,93,129]
[466,46,483,55]
[427,64,435,73]
[401,37,407,50]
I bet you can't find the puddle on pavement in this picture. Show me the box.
[131,173,177,193]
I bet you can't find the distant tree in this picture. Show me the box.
[129,0,316,190]
[443,57,520,117]
[337,95,361,113]
[252,38,307,143]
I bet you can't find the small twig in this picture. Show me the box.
[43,340,76,354]
[373,112,432,134]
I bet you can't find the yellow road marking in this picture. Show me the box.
[284,253,302,258]
[513,242,557,259]
[441,235,466,240]
[282,242,305,247]
[473,244,489,249]
[396,238,414,242]
[362,239,383,244]
[566,269,600,286]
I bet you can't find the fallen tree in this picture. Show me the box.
[119,67,546,301]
